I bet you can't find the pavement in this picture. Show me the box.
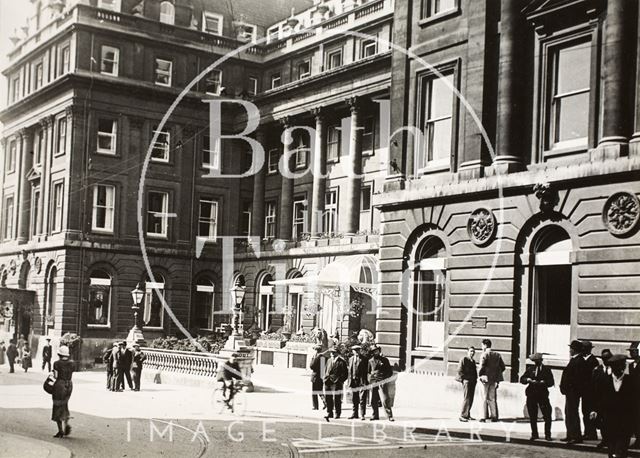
[0,364,632,457]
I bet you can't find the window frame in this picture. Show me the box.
[92,184,115,233]
[3,195,14,240]
[143,277,165,329]
[325,47,343,71]
[415,63,458,173]
[202,11,223,35]
[34,128,44,167]
[204,69,223,95]
[248,76,259,95]
[159,1,175,25]
[360,184,372,212]
[154,58,173,87]
[146,191,169,238]
[6,139,16,174]
[194,278,216,331]
[30,186,41,238]
[198,197,219,241]
[420,0,459,22]
[97,0,121,11]
[56,116,67,156]
[34,60,44,90]
[96,118,117,155]
[292,197,307,240]
[297,58,311,80]
[264,201,277,239]
[87,270,112,328]
[100,45,120,77]
[267,148,280,174]
[270,72,282,90]
[202,135,221,172]
[362,115,376,155]
[50,181,64,233]
[59,44,70,76]
[236,23,258,43]
[11,76,20,103]
[323,189,339,235]
[326,124,341,162]
[359,37,378,59]
[151,126,170,163]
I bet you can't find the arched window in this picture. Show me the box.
[258,273,274,330]
[144,273,165,328]
[87,270,111,327]
[287,272,304,332]
[159,1,175,25]
[532,226,572,357]
[45,266,57,325]
[194,277,215,331]
[413,236,447,348]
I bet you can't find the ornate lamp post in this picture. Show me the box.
[229,282,246,335]
[126,284,145,345]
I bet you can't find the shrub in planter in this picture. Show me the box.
[256,332,287,349]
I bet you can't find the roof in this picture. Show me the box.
[202,0,315,29]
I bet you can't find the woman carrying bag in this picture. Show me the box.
[51,345,74,437]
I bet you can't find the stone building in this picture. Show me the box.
[379,0,640,381]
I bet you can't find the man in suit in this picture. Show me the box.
[520,353,555,441]
[347,345,369,420]
[580,340,600,440]
[119,342,134,390]
[6,340,17,373]
[309,345,325,410]
[368,345,395,421]
[130,344,146,391]
[628,342,640,449]
[478,339,505,422]
[593,349,613,449]
[109,342,123,391]
[590,354,638,458]
[102,346,113,390]
[41,338,52,372]
[457,346,478,422]
[323,347,348,421]
[560,340,585,444]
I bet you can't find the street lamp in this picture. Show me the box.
[229,282,246,335]
[126,284,145,345]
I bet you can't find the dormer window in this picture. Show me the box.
[159,1,175,25]
[236,23,257,43]
[203,12,223,35]
[267,26,280,42]
[98,0,121,12]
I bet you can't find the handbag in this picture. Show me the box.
[43,373,56,394]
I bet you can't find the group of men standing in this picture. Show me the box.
[310,343,396,422]
[102,341,146,392]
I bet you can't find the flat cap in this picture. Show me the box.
[580,340,593,350]
[569,340,583,350]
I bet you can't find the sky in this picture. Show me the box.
[0,0,31,117]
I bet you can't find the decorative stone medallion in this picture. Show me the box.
[603,192,640,237]
[467,208,497,246]
[34,257,42,274]
[8,258,16,274]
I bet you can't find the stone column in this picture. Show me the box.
[600,0,633,154]
[494,0,526,172]
[251,127,267,238]
[278,118,294,241]
[344,97,363,235]
[17,129,33,244]
[310,108,327,237]
[38,116,53,235]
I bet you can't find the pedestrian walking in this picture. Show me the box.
[580,340,599,441]
[51,345,74,438]
[560,340,585,444]
[520,353,554,441]
[102,346,113,390]
[42,338,52,372]
[456,346,478,422]
[21,344,32,372]
[478,339,505,422]
[0,341,6,371]
[347,345,369,420]
[119,343,133,390]
[131,344,146,391]
[590,354,637,458]
[593,349,613,450]
[323,347,348,421]
[109,342,122,392]
[309,344,325,410]
[6,340,17,373]
[368,345,395,421]
[627,342,640,449]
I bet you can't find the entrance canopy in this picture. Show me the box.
[270,254,378,293]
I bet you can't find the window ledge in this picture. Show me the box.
[146,234,168,239]
[91,229,114,234]
[87,324,111,329]
[95,150,118,157]
[418,7,461,27]
[143,326,164,331]
[543,145,588,159]
[417,163,450,175]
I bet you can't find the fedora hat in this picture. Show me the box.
[627,342,640,351]
[569,340,583,351]
[528,352,544,362]
[57,346,70,357]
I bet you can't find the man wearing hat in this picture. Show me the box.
[579,340,599,441]
[131,343,146,391]
[560,340,586,444]
[590,354,637,458]
[628,342,640,449]
[347,345,369,420]
[109,342,123,392]
[368,345,395,421]
[593,349,613,449]
[119,342,134,391]
[42,337,52,372]
[456,346,478,422]
[102,345,113,390]
[323,347,348,420]
[309,344,325,410]
[520,353,555,441]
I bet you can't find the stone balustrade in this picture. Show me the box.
[141,347,222,378]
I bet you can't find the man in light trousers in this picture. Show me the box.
[479,339,505,422]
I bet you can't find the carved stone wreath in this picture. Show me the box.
[603,192,640,236]
[467,208,497,246]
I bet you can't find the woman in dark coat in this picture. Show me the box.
[51,345,74,437]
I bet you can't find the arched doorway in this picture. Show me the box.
[528,226,573,359]
[257,273,274,331]
[287,271,304,332]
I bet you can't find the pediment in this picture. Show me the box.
[25,167,41,182]
[523,0,604,32]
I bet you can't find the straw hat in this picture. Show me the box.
[57,346,70,357]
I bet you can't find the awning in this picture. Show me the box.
[270,254,378,291]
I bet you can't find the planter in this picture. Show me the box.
[256,339,286,349]
[285,341,315,353]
